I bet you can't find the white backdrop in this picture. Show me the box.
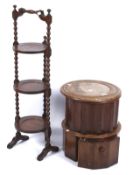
[0,0,132,174]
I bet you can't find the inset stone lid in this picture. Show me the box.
[60,80,121,103]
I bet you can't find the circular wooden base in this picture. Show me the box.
[16,116,47,133]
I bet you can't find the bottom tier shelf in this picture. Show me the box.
[15,116,48,133]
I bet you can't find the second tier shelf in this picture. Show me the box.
[14,79,46,94]
[15,116,48,133]
[13,42,47,54]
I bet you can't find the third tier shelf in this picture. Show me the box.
[14,79,46,94]
[15,116,48,133]
[13,42,47,54]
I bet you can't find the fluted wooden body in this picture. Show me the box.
[65,98,119,134]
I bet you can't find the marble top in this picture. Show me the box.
[60,80,121,102]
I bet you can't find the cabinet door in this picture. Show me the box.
[78,137,120,169]
[63,129,78,161]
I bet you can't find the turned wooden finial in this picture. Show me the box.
[43,36,47,45]
[13,5,17,10]
[47,9,51,15]
[44,36,47,41]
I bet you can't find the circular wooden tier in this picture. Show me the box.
[14,79,46,94]
[15,116,47,133]
[13,42,47,54]
[60,80,121,134]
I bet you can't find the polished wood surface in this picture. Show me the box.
[65,98,119,134]
[62,120,121,139]
[78,137,120,169]
[15,116,47,133]
[63,128,78,161]
[61,80,121,169]
[63,126,120,169]
[7,5,59,160]
[14,79,46,94]
[61,80,121,134]
[13,43,47,54]
[60,80,121,103]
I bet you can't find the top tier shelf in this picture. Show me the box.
[13,42,47,54]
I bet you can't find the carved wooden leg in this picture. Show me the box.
[37,144,59,161]
[37,126,59,161]
[40,44,59,160]
[7,132,29,149]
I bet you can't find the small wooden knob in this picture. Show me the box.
[99,146,105,153]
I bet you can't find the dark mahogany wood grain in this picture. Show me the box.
[65,99,119,134]
[63,128,78,161]
[62,120,121,139]
[14,79,46,94]
[61,80,121,169]
[78,137,120,169]
[61,80,121,134]
[7,5,59,160]
[63,126,120,169]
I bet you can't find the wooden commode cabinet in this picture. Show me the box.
[61,80,121,169]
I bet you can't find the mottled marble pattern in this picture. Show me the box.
[61,80,121,102]
[67,82,110,97]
